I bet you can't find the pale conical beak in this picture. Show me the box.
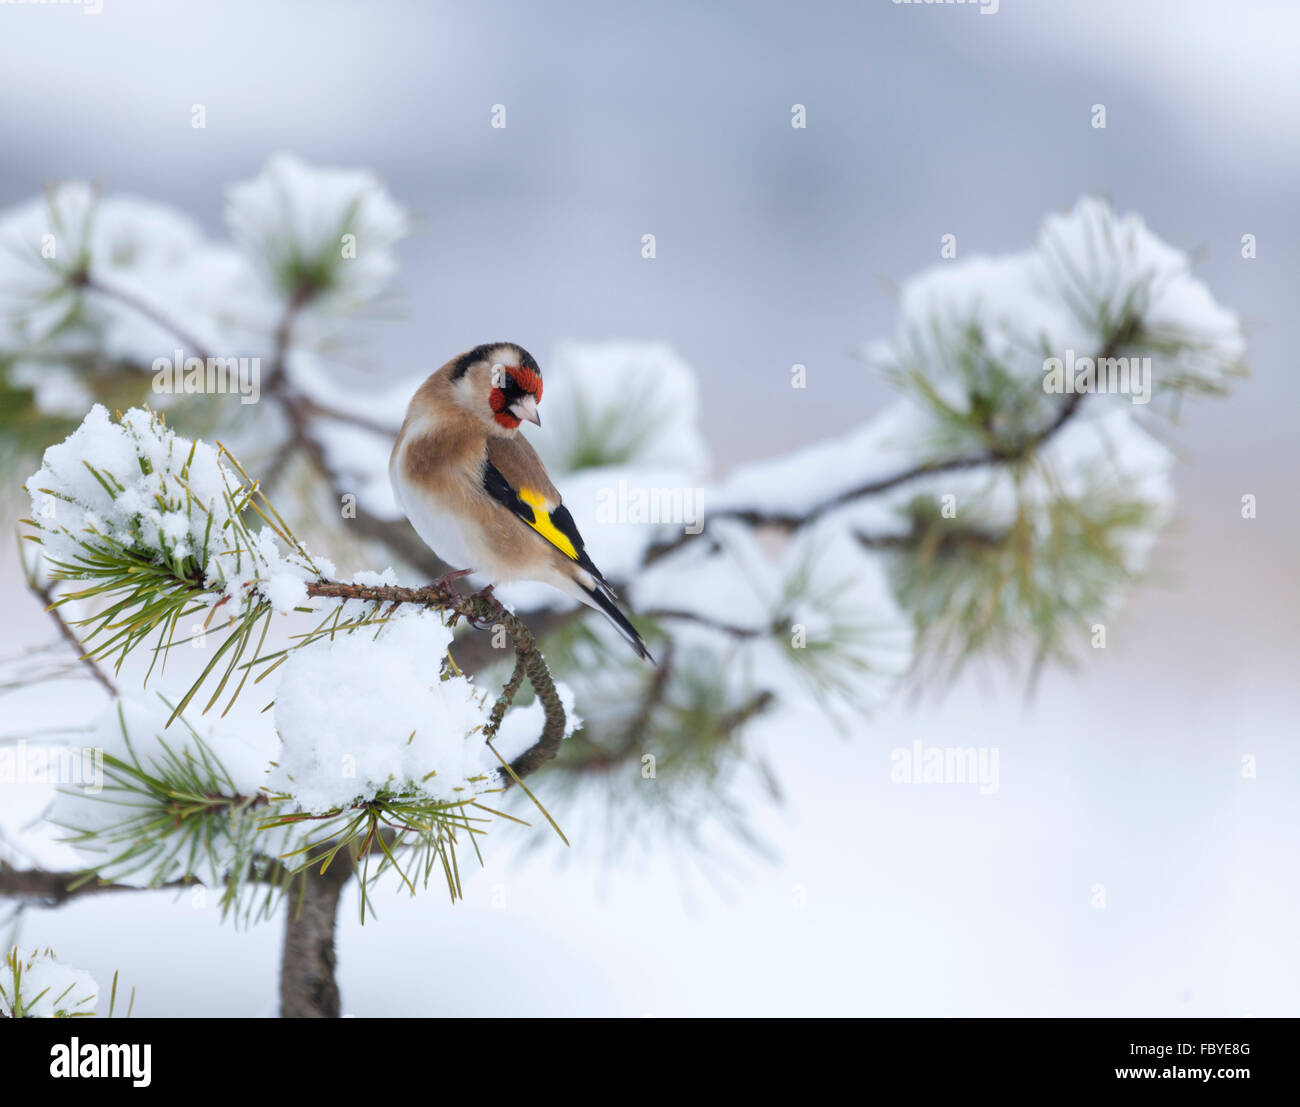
[509,394,541,426]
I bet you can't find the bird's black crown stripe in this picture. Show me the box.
[450,343,542,382]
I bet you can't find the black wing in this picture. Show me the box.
[481,460,616,597]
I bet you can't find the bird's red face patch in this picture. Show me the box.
[489,387,519,428]
[489,364,542,428]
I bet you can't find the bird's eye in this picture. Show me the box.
[509,365,543,402]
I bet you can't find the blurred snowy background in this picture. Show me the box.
[0,0,1297,1016]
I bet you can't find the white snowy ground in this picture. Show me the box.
[2,449,1294,1016]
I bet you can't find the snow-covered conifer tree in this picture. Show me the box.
[0,160,1244,1016]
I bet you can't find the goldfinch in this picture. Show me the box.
[389,342,654,661]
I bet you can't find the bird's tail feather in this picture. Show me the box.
[577,582,654,662]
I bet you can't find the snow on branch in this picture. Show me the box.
[19,405,571,914]
[1,947,100,1018]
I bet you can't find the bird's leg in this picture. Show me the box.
[471,583,495,601]
[430,567,474,592]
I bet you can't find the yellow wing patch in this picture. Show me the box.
[518,487,578,559]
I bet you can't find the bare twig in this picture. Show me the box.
[616,639,674,757]
[268,285,313,382]
[0,863,189,906]
[32,584,116,696]
[295,395,399,438]
[717,690,776,736]
[78,274,214,365]
[642,608,763,639]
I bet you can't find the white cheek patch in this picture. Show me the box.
[452,373,481,408]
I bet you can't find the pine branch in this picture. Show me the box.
[644,325,1135,567]
[484,655,527,738]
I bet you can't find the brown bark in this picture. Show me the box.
[279,863,353,1018]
